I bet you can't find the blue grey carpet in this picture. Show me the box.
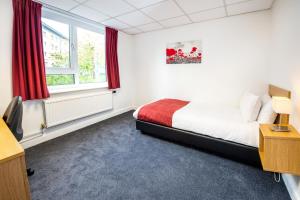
[26,111,290,200]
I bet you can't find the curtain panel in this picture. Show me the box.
[105,27,120,90]
[12,0,49,101]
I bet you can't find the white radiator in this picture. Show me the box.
[43,91,113,128]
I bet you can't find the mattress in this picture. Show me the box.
[133,102,259,147]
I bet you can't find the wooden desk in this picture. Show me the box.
[259,124,300,176]
[0,119,31,200]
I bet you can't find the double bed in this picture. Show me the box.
[133,85,291,167]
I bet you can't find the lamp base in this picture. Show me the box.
[271,125,290,132]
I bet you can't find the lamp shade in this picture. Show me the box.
[272,96,292,114]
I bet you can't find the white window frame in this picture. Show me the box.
[42,8,107,93]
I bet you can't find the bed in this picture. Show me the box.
[133,85,291,167]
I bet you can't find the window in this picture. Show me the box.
[77,27,105,84]
[42,10,106,90]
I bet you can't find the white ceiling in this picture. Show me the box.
[39,0,274,35]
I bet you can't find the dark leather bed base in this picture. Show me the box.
[136,120,262,168]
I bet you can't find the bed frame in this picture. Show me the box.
[135,84,291,168]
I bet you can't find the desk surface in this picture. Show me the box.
[0,118,24,164]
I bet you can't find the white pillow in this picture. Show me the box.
[261,94,271,104]
[257,95,277,124]
[240,92,262,122]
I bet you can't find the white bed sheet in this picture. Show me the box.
[133,106,142,119]
[133,102,259,147]
[173,102,259,147]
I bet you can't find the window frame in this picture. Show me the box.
[42,8,107,93]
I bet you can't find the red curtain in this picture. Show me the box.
[12,0,49,101]
[105,27,120,89]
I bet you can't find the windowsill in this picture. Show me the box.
[48,82,109,94]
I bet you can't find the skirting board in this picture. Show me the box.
[283,174,300,200]
[21,106,133,149]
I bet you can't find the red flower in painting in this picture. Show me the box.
[190,47,198,54]
[167,57,175,64]
[197,53,202,59]
[178,49,185,57]
[166,48,177,57]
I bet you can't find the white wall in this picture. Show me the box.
[0,0,13,115]
[134,11,272,108]
[0,0,135,146]
[270,0,300,130]
[270,0,300,199]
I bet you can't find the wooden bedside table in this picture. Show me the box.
[259,124,300,176]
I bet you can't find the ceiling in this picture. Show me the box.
[39,0,274,35]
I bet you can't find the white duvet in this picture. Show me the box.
[133,102,259,147]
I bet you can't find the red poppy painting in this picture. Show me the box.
[166,40,202,64]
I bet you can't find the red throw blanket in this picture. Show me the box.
[138,99,190,127]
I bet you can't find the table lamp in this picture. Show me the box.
[271,96,292,132]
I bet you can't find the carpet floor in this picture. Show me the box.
[26,111,290,200]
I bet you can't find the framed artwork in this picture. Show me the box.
[166,40,202,64]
